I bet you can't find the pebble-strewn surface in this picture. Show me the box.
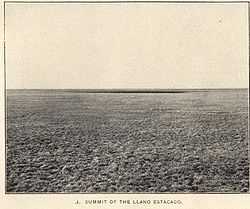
[7,89,249,192]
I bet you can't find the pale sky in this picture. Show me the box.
[5,3,249,89]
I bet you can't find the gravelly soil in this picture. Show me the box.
[6,89,249,192]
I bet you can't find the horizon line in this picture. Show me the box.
[6,87,249,93]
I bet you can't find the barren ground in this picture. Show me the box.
[6,89,249,192]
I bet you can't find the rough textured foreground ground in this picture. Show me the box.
[7,89,249,192]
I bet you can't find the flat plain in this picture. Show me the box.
[6,89,249,192]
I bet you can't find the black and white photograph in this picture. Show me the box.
[4,2,249,193]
